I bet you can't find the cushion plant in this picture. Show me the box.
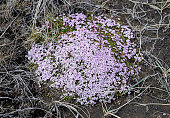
[27,13,142,105]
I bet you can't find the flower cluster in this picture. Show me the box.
[27,13,142,105]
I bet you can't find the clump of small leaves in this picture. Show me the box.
[27,13,142,105]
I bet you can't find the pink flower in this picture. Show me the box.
[27,13,142,105]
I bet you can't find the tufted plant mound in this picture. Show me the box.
[27,13,142,105]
